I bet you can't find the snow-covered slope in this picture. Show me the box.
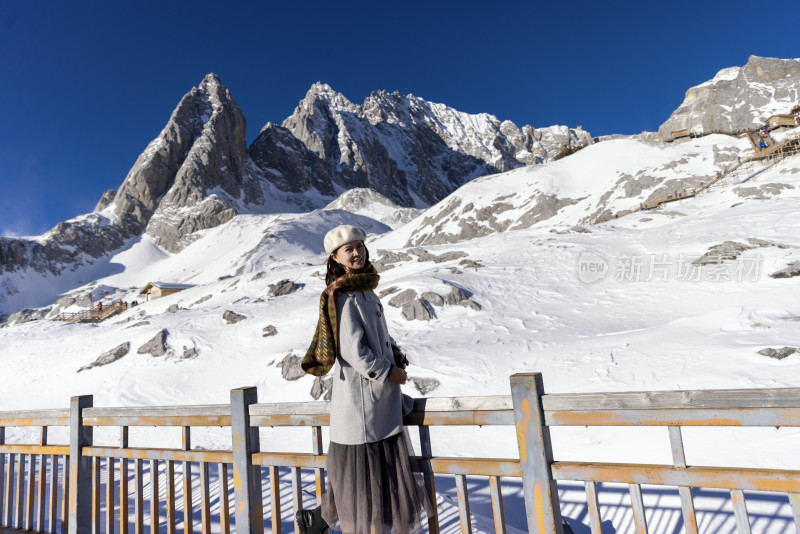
[4,128,800,397]
[381,134,752,248]
[2,132,799,422]
[323,188,422,229]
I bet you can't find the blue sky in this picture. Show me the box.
[1,0,798,237]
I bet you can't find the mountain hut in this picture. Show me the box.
[765,114,798,128]
[139,282,194,301]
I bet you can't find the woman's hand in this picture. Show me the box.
[388,366,408,385]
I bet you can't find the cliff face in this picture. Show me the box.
[251,83,593,208]
[109,74,264,252]
[658,56,800,139]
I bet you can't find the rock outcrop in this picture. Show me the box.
[137,330,169,357]
[78,342,131,372]
[658,56,800,139]
[267,280,301,297]
[278,353,304,381]
[223,310,247,324]
[757,347,798,360]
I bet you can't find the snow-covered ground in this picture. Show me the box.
[2,132,800,533]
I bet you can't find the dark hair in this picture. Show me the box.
[325,242,370,285]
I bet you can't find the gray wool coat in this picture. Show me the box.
[329,289,414,445]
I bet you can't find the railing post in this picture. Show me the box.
[68,395,93,534]
[510,373,563,534]
[0,426,5,527]
[230,387,263,534]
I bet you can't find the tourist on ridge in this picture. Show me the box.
[297,224,430,534]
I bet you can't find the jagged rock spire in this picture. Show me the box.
[108,73,263,251]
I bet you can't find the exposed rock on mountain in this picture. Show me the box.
[251,83,593,208]
[692,238,790,266]
[311,376,332,400]
[658,56,800,139]
[387,137,743,247]
[0,214,128,278]
[94,189,117,212]
[757,346,798,360]
[78,342,131,372]
[262,325,278,337]
[267,279,301,297]
[4,306,50,326]
[108,73,264,252]
[137,329,169,356]
[770,261,800,279]
[278,353,304,381]
[223,310,247,324]
[0,213,130,317]
[409,377,440,395]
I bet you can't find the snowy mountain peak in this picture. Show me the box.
[297,82,358,114]
[255,81,593,209]
[199,72,224,91]
[104,73,263,253]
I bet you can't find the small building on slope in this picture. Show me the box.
[139,282,194,301]
[765,114,798,129]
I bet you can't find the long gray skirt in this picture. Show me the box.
[321,430,433,534]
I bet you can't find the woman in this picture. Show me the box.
[298,224,431,534]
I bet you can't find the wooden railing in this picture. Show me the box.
[2,373,800,533]
[53,303,127,323]
[538,381,800,533]
[0,408,71,533]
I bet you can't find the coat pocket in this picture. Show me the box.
[368,375,394,404]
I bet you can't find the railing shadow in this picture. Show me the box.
[555,481,794,534]
[29,453,795,534]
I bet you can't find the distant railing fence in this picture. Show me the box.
[53,303,127,323]
[2,373,800,534]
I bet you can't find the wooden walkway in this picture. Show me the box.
[631,133,800,215]
[52,303,127,323]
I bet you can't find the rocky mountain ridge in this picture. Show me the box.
[658,55,800,139]
[2,57,799,318]
[252,83,592,208]
[1,74,592,316]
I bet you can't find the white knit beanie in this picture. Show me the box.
[324,225,367,255]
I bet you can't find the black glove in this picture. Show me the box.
[391,344,409,370]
